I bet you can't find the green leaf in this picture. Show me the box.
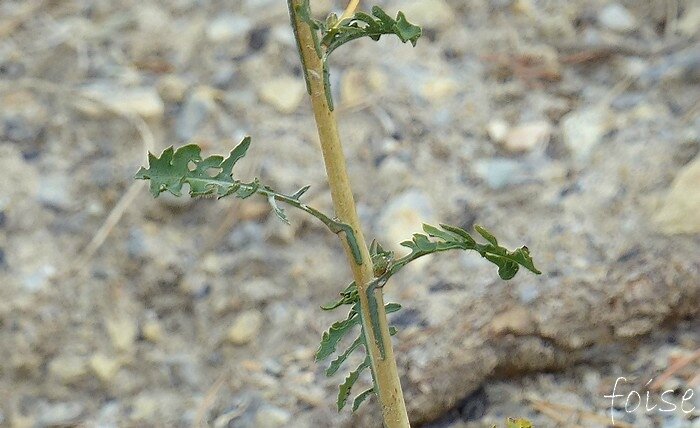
[135,139,245,198]
[508,246,540,274]
[439,223,477,246]
[267,194,290,224]
[423,223,459,241]
[475,225,498,246]
[320,281,358,310]
[321,6,422,57]
[135,145,200,197]
[394,12,422,45]
[484,254,520,280]
[383,223,541,283]
[316,304,361,361]
[290,185,311,200]
[384,303,402,314]
[136,140,365,261]
[219,136,251,175]
[337,356,370,411]
[352,387,375,411]
[326,334,364,376]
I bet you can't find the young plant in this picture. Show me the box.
[135,1,541,426]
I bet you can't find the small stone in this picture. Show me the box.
[166,354,202,387]
[377,189,436,254]
[157,191,193,209]
[399,0,455,28]
[258,77,305,114]
[504,121,552,153]
[107,316,138,352]
[136,4,170,34]
[487,119,509,143]
[228,310,264,345]
[560,107,611,162]
[175,86,217,141]
[654,155,700,234]
[0,144,38,206]
[474,158,527,189]
[254,406,292,428]
[38,173,73,211]
[206,14,253,43]
[48,355,88,384]
[489,307,536,336]
[80,85,164,120]
[89,353,121,382]
[238,278,285,303]
[21,264,56,292]
[598,3,637,33]
[422,77,459,102]
[94,402,121,428]
[516,282,540,304]
[157,75,188,104]
[340,67,387,106]
[37,402,84,427]
[142,320,164,343]
[678,4,700,37]
[1,90,47,143]
[130,394,158,421]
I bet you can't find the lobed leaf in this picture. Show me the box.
[337,356,371,411]
[396,224,542,279]
[326,333,364,376]
[316,304,361,361]
[352,387,375,412]
[136,140,365,264]
[135,138,249,199]
[321,6,422,57]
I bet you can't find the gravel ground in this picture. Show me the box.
[0,0,699,427]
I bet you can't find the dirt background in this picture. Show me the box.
[0,0,698,427]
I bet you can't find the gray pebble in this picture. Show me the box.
[37,174,73,211]
[598,3,637,33]
[175,87,216,141]
[473,158,527,189]
[37,401,84,426]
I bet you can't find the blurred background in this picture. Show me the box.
[0,0,698,427]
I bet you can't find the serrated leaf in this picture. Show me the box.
[320,281,358,310]
[267,194,290,224]
[423,223,459,242]
[395,12,422,46]
[508,247,540,274]
[386,223,541,285]
[475,225,498,246]
[337,356,370,411]
[316,304,361,361]
[412,233,437,251]
[326,334,364,376]
[322,6,422,57]
[218,136,251,177]
[484,254,520,280]
[135,145,201,197]
[439,224,477,246]
[352,388,375,411]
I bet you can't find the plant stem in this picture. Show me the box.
[338,0,360,22]
[288,1,410,426]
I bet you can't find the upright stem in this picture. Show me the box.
[288,1,410,426]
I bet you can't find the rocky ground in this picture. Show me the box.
[0,0,698,427]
